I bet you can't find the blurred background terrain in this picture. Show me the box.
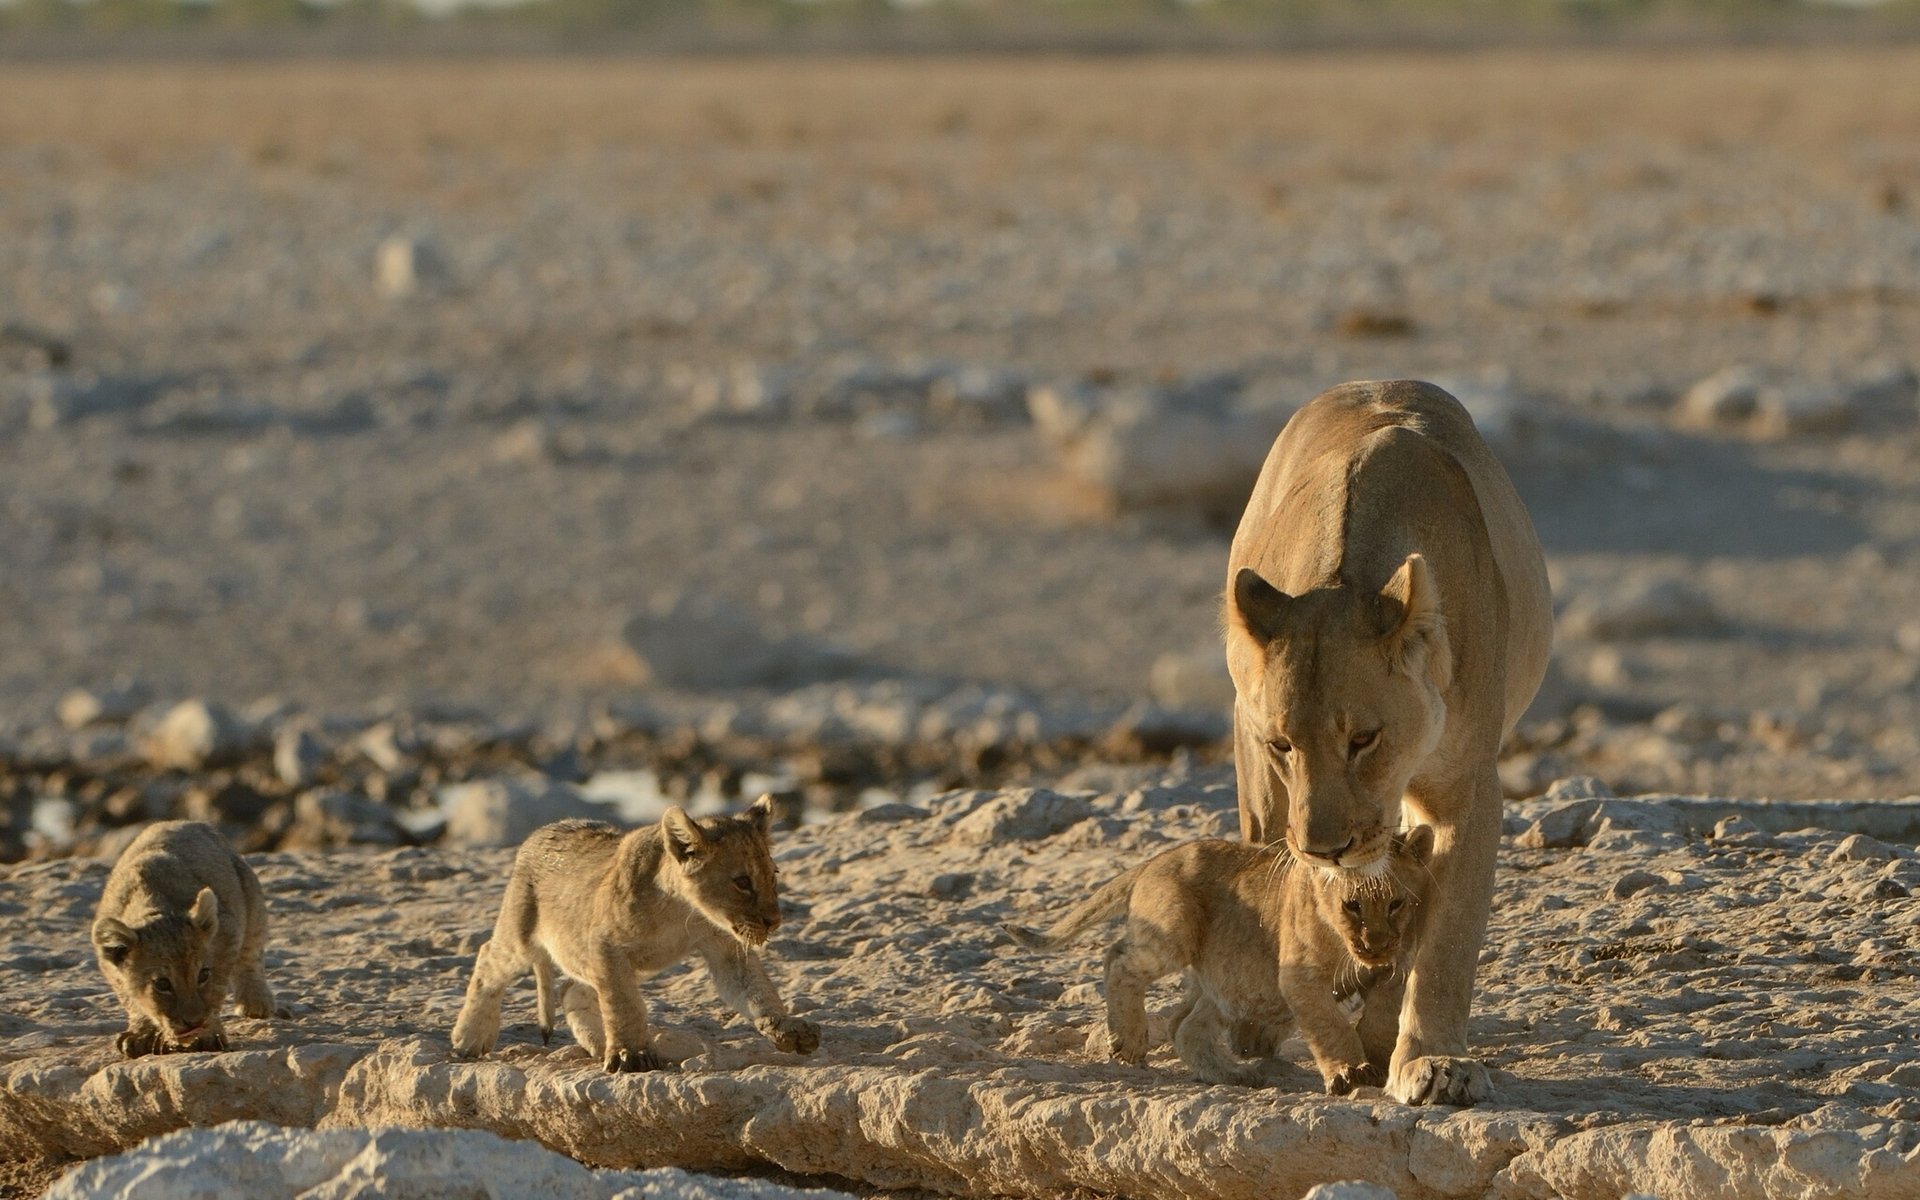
[4,27,1920,862]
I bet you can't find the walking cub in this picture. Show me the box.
[91,820,281,1057]
[1005,825,1433,1093]
[451,795,820,1072]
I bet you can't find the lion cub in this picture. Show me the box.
[91,820,280,1057]
[451,795,820,1072]
[1005,825,1433,1093]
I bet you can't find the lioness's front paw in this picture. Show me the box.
[760,1016,821,1055]
[1326,1061,1385,1096]
[1387,1055,1490,1106]
[605,1045,667,1073]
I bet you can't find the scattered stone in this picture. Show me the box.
[616,593,850,691]
[1561,575,1718,639]
[1544,776,1616,802]
[1103,702,1229,756]
[1302,1184,1400,1200]
[285,790,405,849]
[855,803,927,826]
[183,779,276,826]
[928,365,1027,425]
[439,777,607,848]
[56,682,151,731]
[928,872,974,900]
[1609,870,1665,900]
[375,234,445,298]
[1333,307,1416,338]
[1679,365,1765,426]
[46,1121,857,1200]
[353,722,414,774]
[0,321,71,369]
[273,723,329,789]
[1147,648,1234,713]
[949,788,1092,845]
[137,700,253,770]
[1830,833,1895,864]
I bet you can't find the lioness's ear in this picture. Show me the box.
[1396,824,1436,865]
[188,887,220,936]
[661,806,707,865]
[1232,567,1293,646]
[1379,554,1452,692]
[93,917,138,966]
[747,793,775,833]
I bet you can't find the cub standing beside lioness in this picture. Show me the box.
[91,819,281,1057]
[1226,380,1552,1105]
[451,795,820,1072]
[1005,827,1433,1093]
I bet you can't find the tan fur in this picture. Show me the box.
[1225,379,1553,1105]
[1005,827,1434,1093]
[450,795,820,1072]
[91,820,280,1057]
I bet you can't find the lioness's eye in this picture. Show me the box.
[198,968,212,984]
[1388,899,1404,914]
[1267,738,1293,757]
[732,874,754,894]
[1349,729,1379,757]
[1341,899,1361,915]
[153,978,173,994]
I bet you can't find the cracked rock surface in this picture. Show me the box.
[4,776,1916,1197]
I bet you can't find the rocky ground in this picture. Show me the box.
[4,46,1920,1198]
[2,775,1917,1197]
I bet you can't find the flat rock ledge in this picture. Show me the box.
[4,780,1918,1199]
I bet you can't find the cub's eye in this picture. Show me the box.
[1341,899,1361,915]
[732,874,755,894]
[1388,898,1404,914]
[153,978,174,994]
[1348,729,1379,757]
[1266,738,1293,758]
[198,968,212,984]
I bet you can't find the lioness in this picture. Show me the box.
[450,795,820,1072]
[91,820,280,1057]
[1005,827,1433,1093]
[1226,380,1551,1106]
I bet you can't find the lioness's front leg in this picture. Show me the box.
[1389,769,1501,1106]
[699,941,819,1055]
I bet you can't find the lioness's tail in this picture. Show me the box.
[1001,863,1148,951]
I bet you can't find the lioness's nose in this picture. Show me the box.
[1298,834,1357,865]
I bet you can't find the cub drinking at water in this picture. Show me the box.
[451,795,820,1072]
[91,820,281,1057]
[1005,825,1433,1093]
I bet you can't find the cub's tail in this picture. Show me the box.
[1001,862,1147,951]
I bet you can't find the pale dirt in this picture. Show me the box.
[2,777,1916,1197]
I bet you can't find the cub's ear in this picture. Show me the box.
[746,793,775,833]
[93,918,138,966]
[1396,824,1437,865]
[1378,554,1452,692]
[661,806,707,866]
[188,887,220,936]
[1231,567,1293,646]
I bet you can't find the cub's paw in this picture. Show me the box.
[760,1016,821,1055]
[186,1028,229,1054]
[1387,1055,1491,1107]
[1326,1062,1385,1096]
[114,1029,159,1059]
[605,1045,668,1074]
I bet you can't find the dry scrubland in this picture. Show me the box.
[1,49,1919,1197]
